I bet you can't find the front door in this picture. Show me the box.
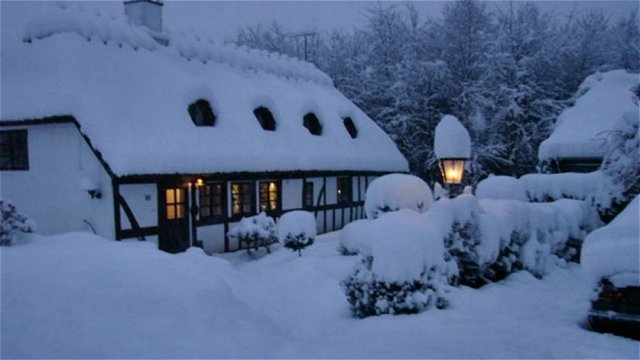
[158,184,190,253]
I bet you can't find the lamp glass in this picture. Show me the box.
[439,158,466,184]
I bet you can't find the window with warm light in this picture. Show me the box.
[259,181,279,212]
[199,183,224,219]
[231,182,255,216]
[165,188,185,220]
[337,177,352,204]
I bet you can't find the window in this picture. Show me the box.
[303,113,322,135]
[303,181,314,208]
[188,99,216,126]
[337,177,352,204]
[231,182,255,216]
[254,107,276,131]
[165,188,185,220]
[199,183,224,219]
[259,181,279,212]
[343,117,358,138]
[0,130,29,170]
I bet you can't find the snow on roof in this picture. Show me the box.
[434,115,471,159]
[1,2,408,176]
[538,70,639,161]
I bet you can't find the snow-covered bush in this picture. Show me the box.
[337,219,370,255]
[364,174,433,219]
[1,200,35,246]
[581,196,639,289]
[476,175,528,202]
[228,212,277,254]
[594,111,640,219]
[341,210,450,317]
[278,211,316,256]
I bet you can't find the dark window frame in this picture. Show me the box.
[231,181,256,217]
[0,129,29,171]
[343,117,358,138]
[198,182,225,223]
[253,106,276,131]
[259,180,281,214]
[303,181,314,208]
[303,113,322,136]
[337,176,353,205]
[188,99,216,127]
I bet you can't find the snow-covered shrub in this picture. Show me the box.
[278,211,316,256]
[228,212,277,254]
[476,175,528,202]
[594,111,640,219]
[364,174,433,219]
[341,210,450,317]
[1,200,35,246]
[581,196,639,289]
[337,219,370,255]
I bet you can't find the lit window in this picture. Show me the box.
[188,99,216,126]
[199,183,224,219]
[165,188,185,220]
[231,182,255,216]
[259,181,279,212]
[337,177,352,204]
[303,181,314,208]
[343,117,358,138]
[254,107,276,131]
[0,130,28,170]
[303,113,322,135]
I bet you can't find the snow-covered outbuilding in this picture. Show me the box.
[538,70,639,173]
[0,1,407,253]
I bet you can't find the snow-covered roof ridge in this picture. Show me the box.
[22,2,332,86]
[538,70,639,161]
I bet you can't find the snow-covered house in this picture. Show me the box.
[538,70,639,173]
[0,1,407,253]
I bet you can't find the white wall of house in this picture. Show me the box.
[119,183,157,229]
[0,123,114,238]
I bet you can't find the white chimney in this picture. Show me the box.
[124,0,163,34]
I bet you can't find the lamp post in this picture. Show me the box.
[434,115,471,195]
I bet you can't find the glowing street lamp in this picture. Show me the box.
[434,115,471,186]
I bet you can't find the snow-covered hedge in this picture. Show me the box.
[337,219,370,256]
[0,200,35,246]
[341,210,450,317]
[476,172,606,203]
[228,212,278,254]
[581,196,639,288]
[278,211,316,256]
[364,174,433,219]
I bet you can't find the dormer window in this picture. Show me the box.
[188,99,215,127]
[254,107,276,131]
[343,117,358,138]
[303,113,322,136]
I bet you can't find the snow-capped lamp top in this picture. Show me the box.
[434,115,471,159]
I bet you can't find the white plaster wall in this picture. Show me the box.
[199,224,225,254]
[119,183,157,229]
[282,178,302,210]
[0,123,114,238]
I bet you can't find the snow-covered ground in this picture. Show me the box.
[1,232,638,358]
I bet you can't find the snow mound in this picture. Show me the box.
[278,211,316,241]
[581,196,640,287]
[337,219,370,255]
[364,174,433,219]
[539,70,639,160]
[434,115,471,159]
[476,175,528,202]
